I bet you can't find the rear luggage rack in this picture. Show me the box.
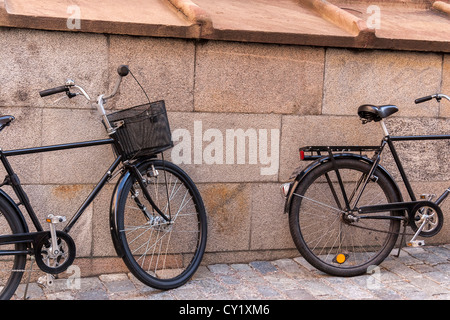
[299,146,381,160]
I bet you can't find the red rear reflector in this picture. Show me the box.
[300,150,305,160]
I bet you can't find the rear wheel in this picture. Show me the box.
[289,159,402,276]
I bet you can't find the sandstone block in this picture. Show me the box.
[107,35,195,112]
[194,41,324,115]
[166,111,281,182]
[0,28,108,109]
[250,183,295,250]
[200,183,252,252]
[40,108,115,184]
[323,49,442,117]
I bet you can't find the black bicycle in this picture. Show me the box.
[0,65,207,299]
[282,93,450,277]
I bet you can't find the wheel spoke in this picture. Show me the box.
[289,159,401,276]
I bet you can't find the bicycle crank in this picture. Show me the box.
[409,203,443,238]
[34,215,76,274]
[407,202,444,247]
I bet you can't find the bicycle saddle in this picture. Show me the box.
[358,104,398,122]
[0,115,14,131]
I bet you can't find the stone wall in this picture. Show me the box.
[0,27,448,275]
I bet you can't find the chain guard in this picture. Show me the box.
[34,230,76,274]
[359,200,443,238]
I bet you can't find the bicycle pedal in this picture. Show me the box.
[46,214,66,224]
[37,274,55,288]
[419,194,435,201]
[407,240,425,247]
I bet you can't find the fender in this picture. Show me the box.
[283,153,403,214]
[109,158,154,258]
[0,189,29,233]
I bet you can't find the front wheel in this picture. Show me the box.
[116,160,207,289]
[289,158,402,277]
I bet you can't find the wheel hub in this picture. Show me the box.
[341,210,360,224]
[147,215,173,232]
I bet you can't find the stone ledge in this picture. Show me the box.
[434,1,450,14]
[0,0,198,37]
[0,0,449,52]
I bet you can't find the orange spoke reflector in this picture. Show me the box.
[335,253,346,264]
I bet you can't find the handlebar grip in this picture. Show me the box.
[117,65,129,77]
[414,95,433,104]
[39,86,69,97]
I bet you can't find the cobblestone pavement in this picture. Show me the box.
[13,244,450,301]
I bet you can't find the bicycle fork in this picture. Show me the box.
[127,162,172,223]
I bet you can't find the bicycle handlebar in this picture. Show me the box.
[415,93,450,104]
[414,95,433,104]
[39,85,69,98]
[39,65,129,101]
[117,65,129,77]
[38,65,130,134]
[103,65,129,100]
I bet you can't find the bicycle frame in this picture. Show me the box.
[0,135,175,257]
[386,134,450,205]
[0,65,172,256]
[0,138,121,252]
[293,127,450,224]
[355,133,450,216]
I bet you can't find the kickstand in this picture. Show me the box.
[395,223,408,258]
[23,256,35,300]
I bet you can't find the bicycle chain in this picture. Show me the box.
[346,222,414,236]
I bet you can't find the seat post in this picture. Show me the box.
[379,119,390,137]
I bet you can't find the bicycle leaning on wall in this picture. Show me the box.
[281,93,450,277]
[0,65,207,299]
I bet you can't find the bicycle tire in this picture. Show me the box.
[0,197,27,300]
[289,158,402,277]
[116,159,207,289]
